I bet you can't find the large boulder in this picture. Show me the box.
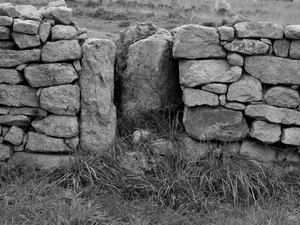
[40,84,80,116]
[263,86,300,108]
[245,104,300,125]
[227,75,263,102]
[179,59,242,87]
[224,39,269,55]
[183,106,249,141]
[79,38,116,153]
[0,49,41,67]
[234,22,283,39]
[173,24,226,59]
[121,29,180,115]
[24,63,78,87]
[245,56,300,85]
[32,115,78,138]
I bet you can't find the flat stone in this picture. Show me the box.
[227,53,243,66]
[51,25,76,40]
[24,63,78,87]
[202,83,227,94]
[218,26,234,41]
[40,84,80,115]
[0,84,39,107]
[10,152,75,171]
[42,40,82,62]
[0,143,11,161]
[0,69,23,84]
[227,75,263,102]
[9,107,47,117]
[224,102,246,110]
[250,120,281,144]
[26,132,72,153]
[39,21,51,43]
[245,104,300,125]
[273,39,290,57]
[284,25,300,39]
[282,127,300,146]
[245,56,300,85]
[16,5,42,22]
[0,49,41,68]
[263,86,300,108]
[183,88,219,107]
[11,33,41,49]
[0,107,10,114]
[80,39,116,153]
[0,16,13,27]
[0,3,20,18]
[289,40,300,59]
[173,24,226,59]
[183,106,249,141]
[13,19,40,34]
[234,22,283,39]
[32,115,78,138]
[0,115,31,127]
[0,41,16,50]
[180,59,242,87]
[240,141,276,162]
[4,126,24,145]
[41,6,72,25]
[224,39,269,55]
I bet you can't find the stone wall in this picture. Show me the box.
[174,22,300,161]
[0,1,116,170]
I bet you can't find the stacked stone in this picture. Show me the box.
[173,22,300,157]
[0,1,88,167]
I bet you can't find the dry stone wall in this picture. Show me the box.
[174,22,300,160]
[0,1,116,170]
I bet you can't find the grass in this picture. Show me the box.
[2,109,300,224]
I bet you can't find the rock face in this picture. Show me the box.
[80,39,116,153]
[0,84,39,107]
[282,128,300,146]
[227,75,263,102]
[183,106,249,141]
[224,39,269,55]
[42,40,82,62]
[173,24,226,59]
[121,29,180,115]
[26,132,72,153]
[250,120,281,144]
[40,84,80,115]
[245,56,300,84]
[24,63,78,87]
[32,115,78,138]
[0,49,41,67]
[180,59,242,87]
[263,87,300,108]
[245,104,300,125]
[183,88,219,107]
[234,22,283,39]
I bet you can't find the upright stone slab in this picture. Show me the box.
[173,24,226,59]
[245,56,300,85]
[183,106,249,141]
[121,30,180,115]
[79,38,116,153]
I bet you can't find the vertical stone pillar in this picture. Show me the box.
[79,38,116,153]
